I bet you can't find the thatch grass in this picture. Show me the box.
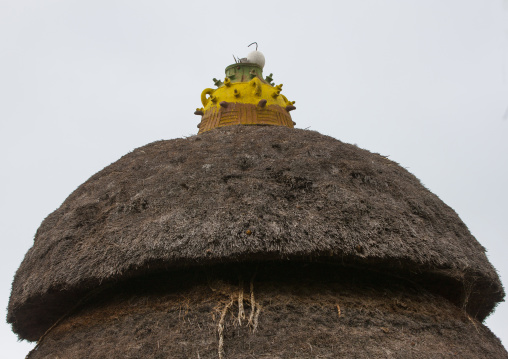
[24,264,508,358]
[8,125,504,341]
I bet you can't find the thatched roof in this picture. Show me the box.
[25,264,508,359]
[8,125,504,341]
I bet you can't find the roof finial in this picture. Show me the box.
[194,47,296,133]
[246,42,265,69]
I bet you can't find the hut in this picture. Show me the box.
[8,50,507,358]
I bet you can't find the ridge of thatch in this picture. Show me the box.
[8,125,504,340]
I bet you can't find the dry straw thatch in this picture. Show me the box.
[7,126,505,356]
[22,264,508,358]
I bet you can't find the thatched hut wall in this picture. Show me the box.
[25,264,508,358]
[8,126,505,353]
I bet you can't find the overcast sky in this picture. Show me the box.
[1,1,507,357]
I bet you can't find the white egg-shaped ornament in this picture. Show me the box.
[246,50,265,68]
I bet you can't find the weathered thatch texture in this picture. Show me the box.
[26,264,508,359]
[8,126,504,341]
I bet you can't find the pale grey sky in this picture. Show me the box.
[1,1,507,357]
